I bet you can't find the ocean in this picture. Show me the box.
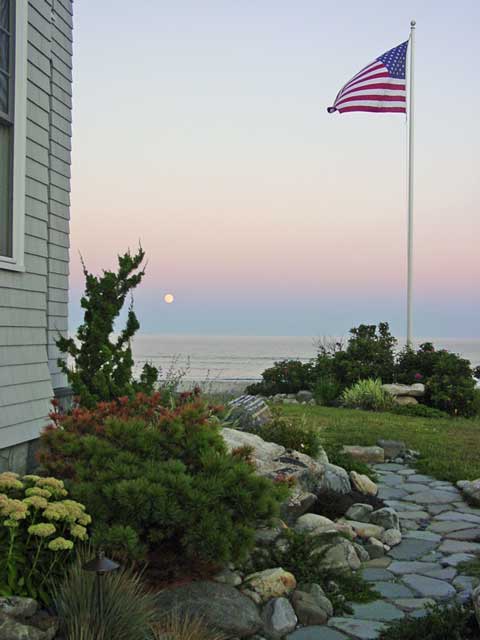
[132,335,480,387]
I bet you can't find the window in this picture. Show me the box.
[0,0,26,271]
[0,0,13,258]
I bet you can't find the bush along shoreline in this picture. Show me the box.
[246,322,480,417]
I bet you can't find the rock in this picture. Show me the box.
[222,429,325,493]
[0,597,38,619]
[213,568,242,586]
[350,471,378,496]
[389,561,439,575]
[0,615,49,640]
[372,582,414,599]
[439,540,480,555]
[328,617,387,639]
[353,542,371,562]
[342,446,384,464]
[346,503,374,522]
[392,597,435,611]
[295,513,336,534]
[409,490,460,505]
[383,528,402,547]
[394,396,418,406]
[227,395,272,430]
[296,390,314,403]
[350,600,405,621]
[401,574,457,601]
[291,589,333,625]
[446,527,480,541]
[155,581,262,637]
[315,446,330,465]
[287,628,348,640]
[340,520,385,540]
[370,508,400,531]
[245,568,296,602]
[312,538,361,572]
[262,598,297,639]
[365,537,385,559]
[282,490,317,522]
[377,440,407,460]
[441,553,476,567]
[459,479,480,506]
[388,538,439,561]
[382,383,425,397]
[255,520,287,546]
[316,463,351,496]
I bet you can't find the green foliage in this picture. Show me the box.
[39,394,288,564]
[391,403,449,419]
[396,343,477,416]
[53,547,158,640]
[56,248,158,408]
[250,408,322,457]
[313,376,342,406]
[0,472,91,604]
[246,359,315,396]
[250,529,378,614]
[379,603,479,640]
[458,557,480,577]
[342,378,394,412]
[152,614,226,640]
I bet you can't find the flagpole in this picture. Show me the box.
[406,20,416,347]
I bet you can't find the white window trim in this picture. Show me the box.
[0,0,28,272]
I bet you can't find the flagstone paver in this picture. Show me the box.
[313,460,480,639]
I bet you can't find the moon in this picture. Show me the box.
[164,293,174,304]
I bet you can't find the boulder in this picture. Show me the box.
[340,520,385,541]
[383,528,402,547]
[382,383,425,397]
[345,504,374,523]
[245,568,297,602]
[227,395,272,430]
[213,568,242,586]
[222,429,325,493]
[0,597,38,619]
[312,538,361,572]
[342,446,385,464]
[291,588,333,625]
[155,581,262,637]
[458,479,480,506]
[262,598,297,639]
[296,390,314,403]
[255,520,288,546]
[295,514,336,535]
[370,508,400,531]
[353,542,370,562]
[316,463,351,496]
[394,396,418,406]
[364,537,385,559]
[281,490,317,522]
[377,440,407,460]
[0,597,57,640]
[350,471,378,496]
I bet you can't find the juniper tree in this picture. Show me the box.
[57,248,158,407]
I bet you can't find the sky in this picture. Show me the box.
[69,1,480,337]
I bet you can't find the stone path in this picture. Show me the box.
[288,462,480,640]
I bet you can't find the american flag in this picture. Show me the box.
[327,41,408,114]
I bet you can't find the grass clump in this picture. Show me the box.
[379,602,479,640]
[252,408,323,457]
[151,614,226,640]
[342,378,394,412]
[458,556,480,577]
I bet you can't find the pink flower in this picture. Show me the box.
[414,373,423,381]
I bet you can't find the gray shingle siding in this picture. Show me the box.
[0,0,73,455]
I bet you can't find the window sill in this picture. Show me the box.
[0,258,25,272]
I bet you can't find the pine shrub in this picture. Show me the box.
[39,394,288,564]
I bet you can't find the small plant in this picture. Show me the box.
[324,446,377,481]
[0,472,91,603]
[54,548,158,640]
[391,403,449,419]
[249,530,378,615]
[56,248,158,408]
[39,394,288,564]
[313,376,341,406]
[151,614,226,640]
[379,602,479,640]
[251,408,322,457]
[341,378,394,412]
[458,556,480,577]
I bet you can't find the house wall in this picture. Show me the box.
[0,0,73,472]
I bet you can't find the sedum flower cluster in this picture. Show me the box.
[0,472,92,603]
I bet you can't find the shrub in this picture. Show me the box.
[324,446,377,482]
[54,548,158,640]
[341,379,394,412]
[56,248,158,408]
[391,403,449,419]
[379,602,479,640]
[0,472,91,603]
[39,394,288,565]
[251,409,322,457]
[313,376,341,406]
[246,359,315,396]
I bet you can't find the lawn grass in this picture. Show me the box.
[279,404,480,483]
